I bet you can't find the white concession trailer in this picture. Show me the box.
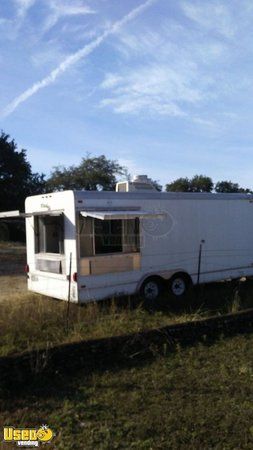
[1,175,253,303]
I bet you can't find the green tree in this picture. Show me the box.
[166,177,191,192]
[0,131,45,211]
[166,175,252,194]
[215,180,252,193]
[166,175,213,192]
[150,179,163,191]
[190,175,213,192]
[47,154,127,191]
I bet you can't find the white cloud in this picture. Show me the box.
[99,2,249,121]
[99,21,217,117]
[115,18,227,65]
[100,73,123,89]
[181,1,235,39]
[100,64,202,116]
[192,117,216,127]
[15,0,35,18]
[1,0,158,117]
[0,0,36,40]
[30,43,66,67]
[43,0,96,32]
[0,18,11,26]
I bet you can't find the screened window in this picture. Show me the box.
[79,217,139,257]
[35,215,64,254]
[95,219,122,254]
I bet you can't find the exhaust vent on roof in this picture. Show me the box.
[117,182,128,192]
[116,175,158,192]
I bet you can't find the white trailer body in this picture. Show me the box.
[2,188,253,303]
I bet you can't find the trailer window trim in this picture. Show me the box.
[79,216,140,257]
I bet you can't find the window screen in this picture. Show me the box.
[79,216,140,257]
[95,219,122,254]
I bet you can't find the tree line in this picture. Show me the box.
[165,175,252,194]
[0,131,251,212]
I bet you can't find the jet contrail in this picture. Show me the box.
[2,0,157,118]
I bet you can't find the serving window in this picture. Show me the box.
[79,216,140,257]
[35,215,64,254]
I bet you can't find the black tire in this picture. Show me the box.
[168,273,191,298]
[140,277,163,301]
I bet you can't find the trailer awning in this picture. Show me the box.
[0,210,26,218]
[80,210,166,220]
[0,210,63,219]
[31,210,63,217]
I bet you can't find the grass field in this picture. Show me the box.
[1,242,253,449]
[1,335,253,449]
[1,242,253,358]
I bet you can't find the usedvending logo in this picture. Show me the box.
[3,425,54,447]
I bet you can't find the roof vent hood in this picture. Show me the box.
[116,175,158,192]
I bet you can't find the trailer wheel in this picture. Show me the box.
[140,277,163,301]
[168,273,191,297]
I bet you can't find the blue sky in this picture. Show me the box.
[1,0,253,189]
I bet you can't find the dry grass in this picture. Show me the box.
[1,242,253,357]
[1,334,253,450]
[2,243,253,449]
[0,242,205,357]
[0,288,197,357]
[0,276,26,300]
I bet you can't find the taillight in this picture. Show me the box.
[72,272,78,282]
[24,264,29,273]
